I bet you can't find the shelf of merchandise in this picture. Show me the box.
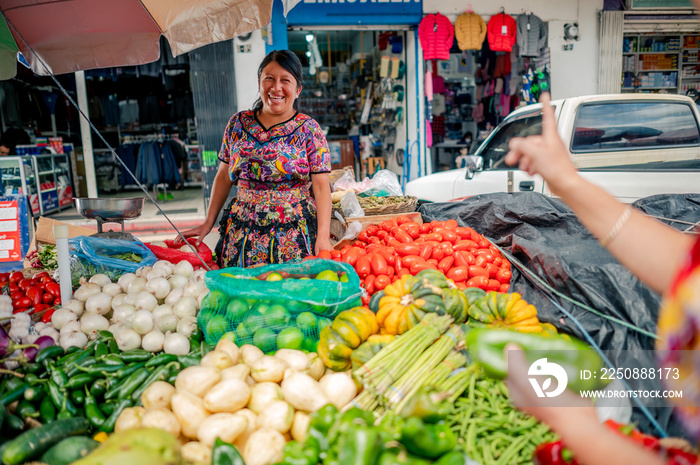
[621,34,700,94]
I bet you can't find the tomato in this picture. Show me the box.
[9,271,23,283]
[10,291,24,301]
[401,255,424,267]
[475,255,492,268]
[364,274,376,295]
[493,256,502,267]
[0,281,7,288]
[439,230,458,243]
[376,249,396,266]
[330,249,342,259]
[8,283,18,293]
[376,230,389,241]
[424,233,442,243]
[13,296,32,309]
[394,230,412,244]
[370,253,388,276]
[443,219,459,229]
[390,226,402,237]
[478,239,491,249]
[485,263,500,279]
[33,303,48,312]
[501,260,512,270]
[496,268,512,284]
[45,282,61,298]
[342,247,362,266]
[437,256,454,273]
[18,278,32,292]
[396,215,411,225]
[446,266,469,282]
[431,247,444,261]
[365,225,379,236]
[395,256,403,272]
[486,279,501,291]
[453,240,479,252]
[374,274,391,291]
[355,256,372,278]
[466,276,489,290]
[419,223,431,234]
[368,236,381,244]
[468,266,490,278]
[397,268,411,278]
[34,271,49,279]
[440,242,454,256]
[358,231,369,242]
[0,272,9,282]
[395,243,421,257]
[54,296,62,306]
[317,250,332,260]
[353,241,367,248]
[380,219,398,232]
[42,293,55,304]
[385,238,401,248]
[499,284,510,293]
[419,244,434,261]
[429,220,445,229]
[410,262,437,274]
[361,295,371,306]
[453,251,475,267]
[385,266,395,278]
[25,286,42,306]
[427,258,438,266]
[453,227,472,238]
[400,221,420,232]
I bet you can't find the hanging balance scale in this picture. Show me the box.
[73,197,146,241]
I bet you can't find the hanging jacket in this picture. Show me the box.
[517,13,547,57]
[487,12,517,52]
[454,12,487,50]
[418,13,454,60]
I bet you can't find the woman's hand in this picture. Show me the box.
[504,94,580,196]
[175,220,215,247]
[314,236,333,255]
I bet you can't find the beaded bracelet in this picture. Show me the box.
[600,205,633,248]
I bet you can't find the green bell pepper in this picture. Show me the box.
[400,417,457,459]
[279,439,320,465]
[212,438,245,465]
[308,404,339,451]
[377,412,404,442]
[378,449,433,465]
[337,424,383,465]
[466,328,610,392]
[398,385,452,423]
[433,450,468,465]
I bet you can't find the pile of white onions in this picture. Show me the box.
[53,259,209,353]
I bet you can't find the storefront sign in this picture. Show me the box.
[286,0,422,25]
[0,200,21,262]
[629,0,693,8]
[41,190,58,212]
[58,186,73,207]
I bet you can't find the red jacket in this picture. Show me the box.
[487,13,516,52]
[419,13,454,60]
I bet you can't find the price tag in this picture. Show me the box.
[0,200,22,262]
[527,22,531,31]
[502,25,508,35]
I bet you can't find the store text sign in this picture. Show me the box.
[287,0,422,25]
[630,0,693,8]
[0,200,21,262]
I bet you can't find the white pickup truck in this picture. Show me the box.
[405,94,700,203]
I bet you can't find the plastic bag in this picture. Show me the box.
[145,238,217,270]
[595,378,633,424]
[68,236,157,286]
[198,259,362,350]
[361,169,403,197]
[340,191,364,218]
[342,221,363,241]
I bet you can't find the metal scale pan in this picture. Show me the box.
[73,197,145,241]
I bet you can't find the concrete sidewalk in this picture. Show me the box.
[46,186,221,250]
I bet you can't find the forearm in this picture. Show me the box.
[205,166,234,227]
[552,174,693,295]
[312,174,331,238]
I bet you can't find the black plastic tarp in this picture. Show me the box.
[420,192,700,439]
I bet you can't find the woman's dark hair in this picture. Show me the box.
[253,50,304,113]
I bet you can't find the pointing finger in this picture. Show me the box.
[538,93,558,139]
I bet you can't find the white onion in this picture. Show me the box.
[146,277,171,300]
[153,261,174,276]
[60,320,82,336]
[116,327,141,351]
[102,283,123,297]
[147,267,170,281]
[196,293,206,308]
[63,299,85,316]
[117,273,137,290]
[152,304,174,320]
[176,316,198,338]
[80,313,110,336]
[156,314,179,333]
[134,291,158,312]
[142,329,165,352]
[184,281,207,298]
[174,260,194,278]
[165,288,183,306]
[73,282,101,302]
[168,274,188,290]
[61,331,88,351]
[85,292,113,315]
[129,310,155,335]
[136,266,153,278]
[173,296,197,319]
[193,269,207,281]
[89,274,112,288]
[108,322,124,336]
[163,332,190,355]
[123,293,137,306]
[112,304,136,323]
[52,308,78,330]
[128,277,147,294]
[111,293,127,311]
[179,245,193,253]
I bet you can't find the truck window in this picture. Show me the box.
[572,102,700,152]
[478,112,542,169]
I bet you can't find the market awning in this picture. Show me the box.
[0,0,274,79]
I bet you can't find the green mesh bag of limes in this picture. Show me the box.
[198,259,362,352]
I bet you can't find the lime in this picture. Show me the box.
[277,327,304,350]
[317,317,331,333]
[201,290,229,313]
[285,300,309,313]
[296,312,318,337]
[311,304,328,316]
[315,270,339,281]
[266,272,284,281]
[245,311,265,334]
[339,273,349,283]
[236,322,251,341]
[266,304,292,328]
[299,277,311,280]
[206,315,228,340]
[226,297,249,324]
[253,328,277,352]
[255,302,272,316]
[303,338,318,353]
[221,331,237,344]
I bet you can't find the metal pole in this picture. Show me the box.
[75,71,97,198]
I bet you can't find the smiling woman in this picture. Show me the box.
[178,50,332,268]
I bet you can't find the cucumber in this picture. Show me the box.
[1,417,90,465]
[40,435,99,465]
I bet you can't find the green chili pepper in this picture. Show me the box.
[70,389,85,405]
[16,399,39,419]
[94,341,108,359]
[107,339,119,354]
[65,357,99,377]
[119,349,152,363]
[22,362,42,374]
[49,364,69,386]
[84,387,105,429]
[99,400,118,417]
[46,380,64,409]
[130,363,174,402]
[337,424,383,465]
[90,378,109,398]
[145,353,178,368]
[118,367,150,401]
[101,354,126,366]
[3,412,24,431]
[22,384,44,403]
[4,376,23,392]
[98,330,114,340]
[110,361,147,380]
[398,385,452,423]
[35,345,65,363]
[56,345,82,364]
[99,398,133,433]
[212,438,245,465]
[66,372,103,390]
[1,383,28,406]
[465,328,609,392]
[400,418,457,459]
[22,373,42,385]
[39,395,56,423]
[176,355,200,368]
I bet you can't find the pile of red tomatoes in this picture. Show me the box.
[0,271,61,322]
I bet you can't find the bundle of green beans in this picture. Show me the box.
[0,330,205,439]
[447,366,558,465]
